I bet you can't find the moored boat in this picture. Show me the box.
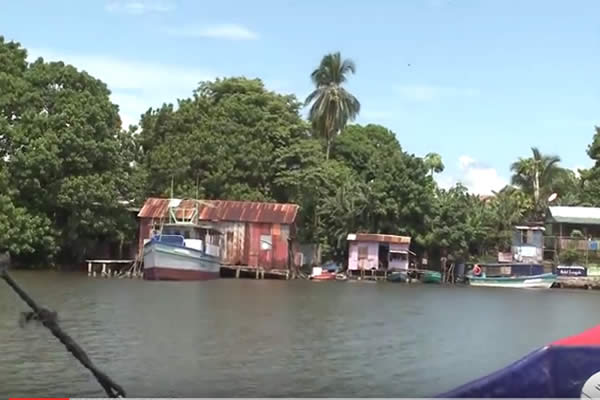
[387,271,408,283]
[309,266,337,281]
[143,235,221,281]
[143,198,223,281]
[467,272,556,289]
[421,270,441,284]
[466,263,556,289]
[438,324,600,398]
[335,273,348,281]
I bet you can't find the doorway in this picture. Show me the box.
[378,243,389,270]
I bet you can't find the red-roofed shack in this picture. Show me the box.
[137,198,300,270]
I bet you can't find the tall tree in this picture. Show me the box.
[487,186,534,250]
[305,52,360,160]
[579,127,600,206]
[332,124,435,237]
[424,152,445,175]
[510,147,561,215]
[138,77,309,202]
[0,36,137,265]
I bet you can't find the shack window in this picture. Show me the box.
[390,252,408,261]
[358,246,368,259]
[521,230,528,244]
[260,234,272,250]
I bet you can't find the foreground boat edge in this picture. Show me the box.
[437,324,600,398]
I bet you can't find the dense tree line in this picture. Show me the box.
[1,37,599,267]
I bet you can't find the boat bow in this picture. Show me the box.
[438,324,600,398]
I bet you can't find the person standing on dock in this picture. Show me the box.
[440,253,448,283]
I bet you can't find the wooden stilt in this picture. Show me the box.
[236,268,240,279]
[101,263,107,278]
[255,268,259,279]
[88,262,92,276]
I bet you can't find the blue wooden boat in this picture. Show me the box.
[467,263,556,289]
[438,324,600,397]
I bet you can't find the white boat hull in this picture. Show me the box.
[143,241,221,281]
[468,273,556,289]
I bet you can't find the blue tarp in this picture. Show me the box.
[438,346,600,398]
[438,324,600,398]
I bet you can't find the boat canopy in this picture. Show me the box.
[438,324,600,398]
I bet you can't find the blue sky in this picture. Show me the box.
[2,0,599,194]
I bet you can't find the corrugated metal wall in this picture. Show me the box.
[138,218,153,255]
[245,222,290,270]
[219,221,246,266]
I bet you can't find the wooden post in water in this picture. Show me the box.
[88,262,92,276]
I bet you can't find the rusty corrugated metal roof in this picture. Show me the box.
[138,197,299,224]
[347,233,411,244]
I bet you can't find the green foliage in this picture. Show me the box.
[570,229,584,239]
[0,167,55,262]
[138,77,309,202]
[560,248,581,266]
[510,147,562,216]
[332,124,435,235]
[0,36,137,265]
[420,185,479,257]
[424,152,444,175]
[579,127,600,207]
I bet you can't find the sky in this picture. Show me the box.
[1,0,599,194]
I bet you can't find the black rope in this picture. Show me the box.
[0,253,126,398]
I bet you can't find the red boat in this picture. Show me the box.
[309,267,337,281]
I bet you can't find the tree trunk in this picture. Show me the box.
[534,169,540,205]
[326,140,331,160]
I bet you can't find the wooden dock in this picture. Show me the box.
[220,266,291,280]
[347,269,389,281]
[86,259,140,278]
[554,276,600,290]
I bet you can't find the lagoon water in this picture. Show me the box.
[2,270,600,397]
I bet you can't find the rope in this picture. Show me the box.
[0,253,126,398]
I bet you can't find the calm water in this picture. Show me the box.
[2,271,600,397]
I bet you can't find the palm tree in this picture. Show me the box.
[510,147,561,212]
[305,52,361,159]
[424,152,445,175]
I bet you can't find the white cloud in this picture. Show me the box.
[28,48,215,129]
[395,85,479,102]
[436,155,508,195]
[105,0,173,14]
[164,24,259,40]
[458,155,476,170]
